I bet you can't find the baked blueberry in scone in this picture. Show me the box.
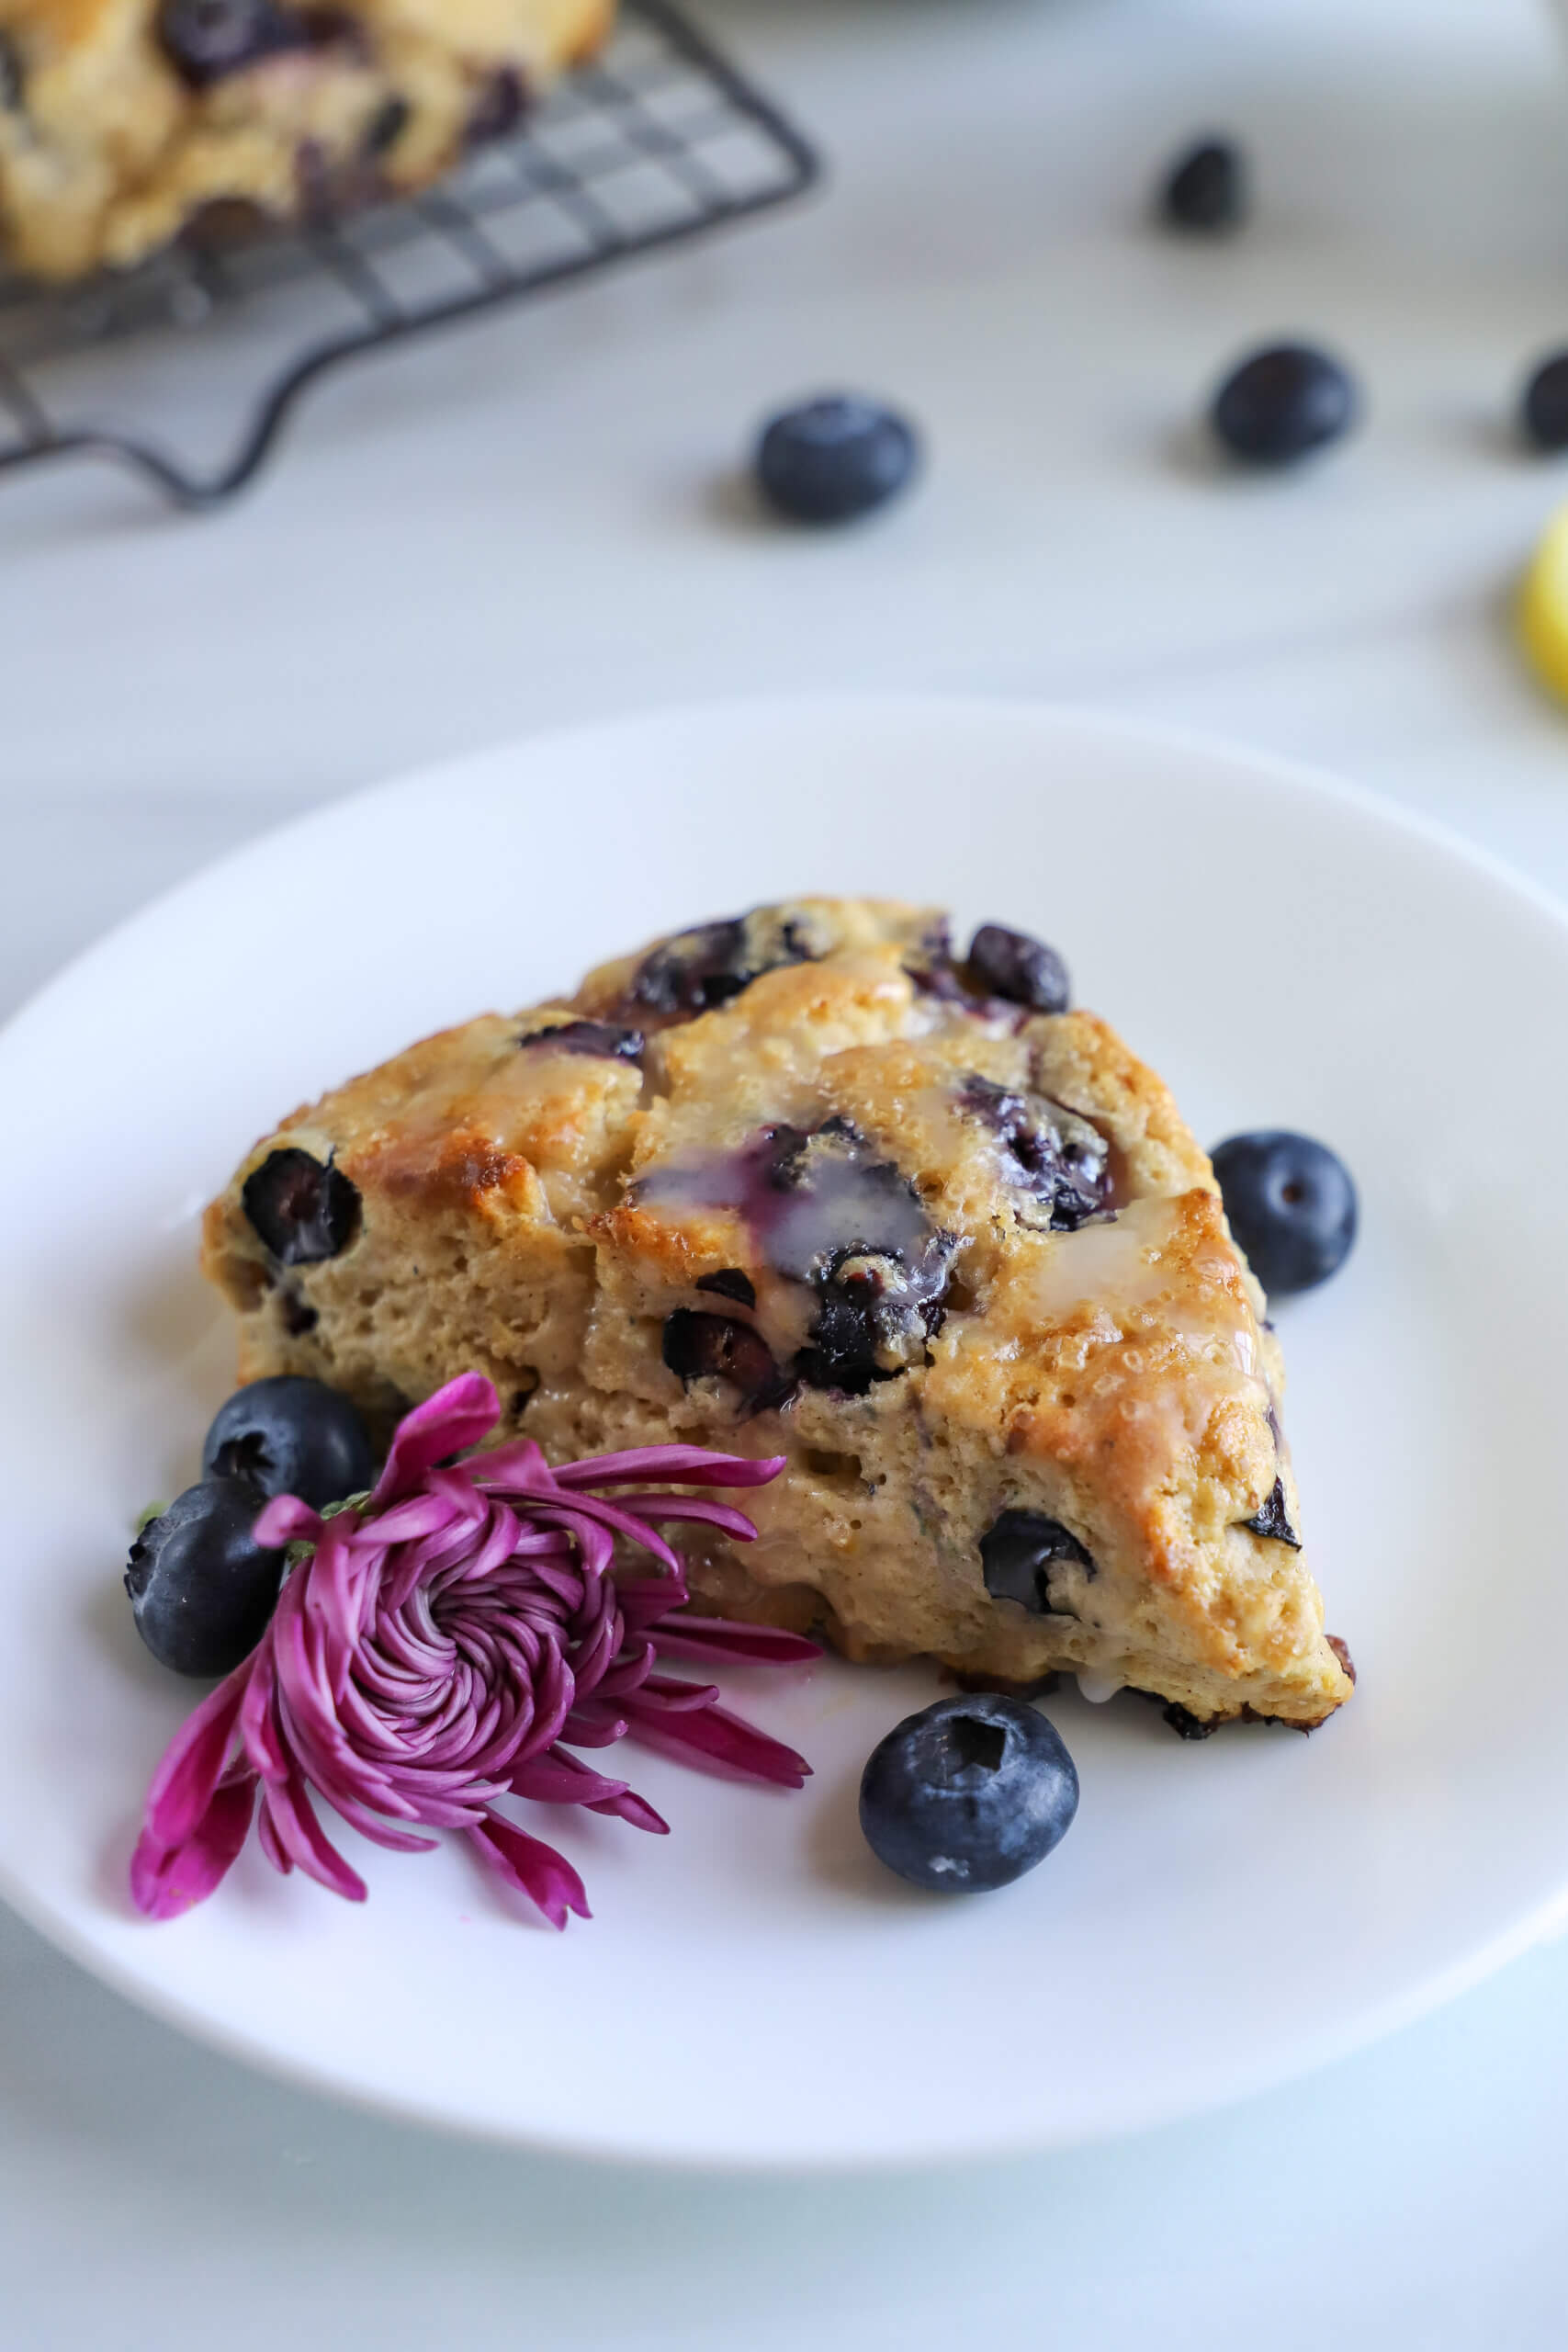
[0,0,613,280]
[201,897,1354,1734]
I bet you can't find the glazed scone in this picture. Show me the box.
[202,898,1354,1734]
[0,0,613,280]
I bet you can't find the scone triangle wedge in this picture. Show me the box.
[203,899,1353,1735]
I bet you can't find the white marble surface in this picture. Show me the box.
[6,0,1568,2341]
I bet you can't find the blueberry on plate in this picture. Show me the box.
[1521,353,1568,453]
[126,1477,287,1677]
[1210,343,1359,466]
[1210,1129,1358,1295]
[1160,136,1247,233]
[859,1693,1079,1894]
[201,1375,374,1510]
[754,395,919,526]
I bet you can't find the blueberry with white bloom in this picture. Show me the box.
[859,1693,1079,1894]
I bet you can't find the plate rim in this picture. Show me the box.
[8,690,1568,1067]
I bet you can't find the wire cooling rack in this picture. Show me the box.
[0,0,818,509]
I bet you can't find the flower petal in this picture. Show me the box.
[309,1786,439,1855]
[371,1373,500,1504]
[130,1770,256,1920]
[253,1494,326,1549]
[468,1812,591,1929]
[551,1448,787,1491]
[508,1750,630,1809]
[525,1501,618,1580]
[468,1436,554,1491]
[621,1693,811,1788]
[648,1616,822,1666]
[587,1786,669,1836]
[634,1673,723,1713]
[237,1625,288,1781]
[559,1703,631,1748]
[261,1773,367,1902]
[141,1662,252,1852]
[529,1491,683,1577]
[562,1493,768,1545]
[354,1491,461,1546]
[256,1800,292,1876]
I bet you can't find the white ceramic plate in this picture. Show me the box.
[3,697,1566,2171]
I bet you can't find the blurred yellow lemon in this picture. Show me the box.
[1518,504,1568,704]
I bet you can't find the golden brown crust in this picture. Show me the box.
[201,897,1353,1732]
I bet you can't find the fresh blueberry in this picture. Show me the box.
[241,1148,360,1266]
[958,1077,1109,1232]
[126,1477,286,1677]
[157,0,290,83]
[521,1019,644,1062]
[980,1508,1095,1615]
[755,395,919,526]
[1210,344,1359,466]
[859,1694,1079,1894]
[1241,1474,1301,1549]
[1521,353,1568,452]
[201,1375,374,1510]
[661,1309,785,1410]
[965,923,1070,1012]
[1210,1129,1358,1295]
[1160,136,1247,232]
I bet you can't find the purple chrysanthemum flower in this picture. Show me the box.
[130,1374,816,1929]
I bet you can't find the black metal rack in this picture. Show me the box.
[0,0,818,510]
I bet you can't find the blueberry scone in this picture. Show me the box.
[202,898,1354,1734]
[0,0,612,280]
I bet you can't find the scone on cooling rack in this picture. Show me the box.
[0,0,614,280]
[201,897,1355,1736]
